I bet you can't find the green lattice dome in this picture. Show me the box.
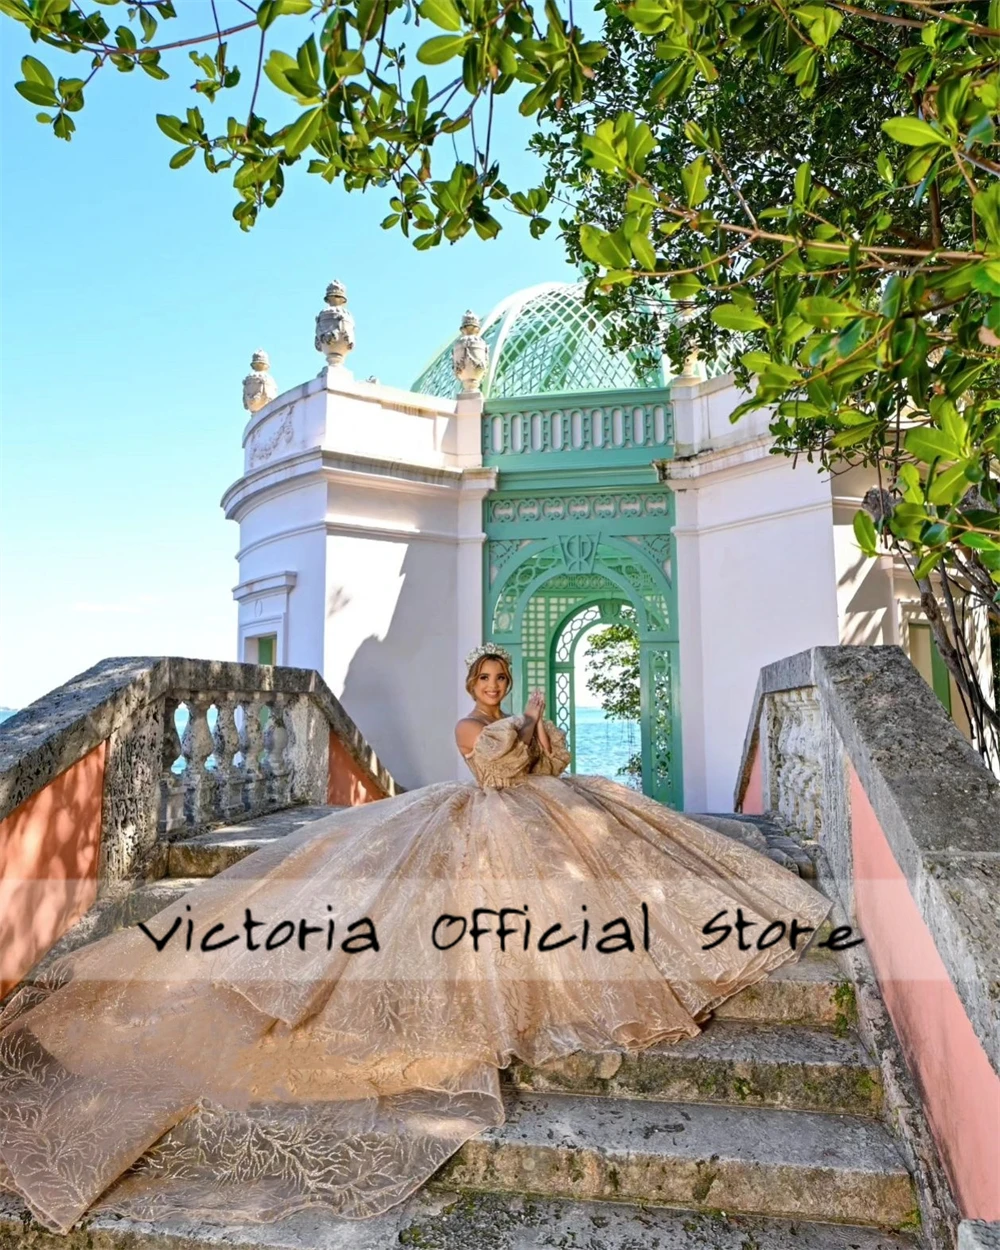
[412,282,667,400]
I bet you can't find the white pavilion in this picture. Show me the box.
[222,280,979,811]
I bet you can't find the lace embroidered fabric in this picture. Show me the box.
[461,715,571,788]
[0,714,832,1233]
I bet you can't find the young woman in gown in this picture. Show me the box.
[0,645,832,1234]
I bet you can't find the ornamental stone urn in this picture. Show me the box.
[242,349,278,413]
[452,309,489,394]
[315,280,356,369]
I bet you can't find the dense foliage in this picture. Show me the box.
[537,0,1000,760]
[5,0,999,760]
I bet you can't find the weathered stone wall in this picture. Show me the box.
[735,644,1000,1231]
[0,656,402,907]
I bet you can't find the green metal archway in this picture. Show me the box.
[482,389,682,806]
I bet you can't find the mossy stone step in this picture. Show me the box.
[439,1090,916,1227]
[508,1019,881,1115]
[0,1188,922,1250]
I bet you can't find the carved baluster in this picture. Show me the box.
[262,695,291,809]
[158,696,186,834]
[182,694,217,830]
[242,698,267,815]
[212,698,244,821]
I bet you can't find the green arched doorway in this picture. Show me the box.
[486,532,681,806]
[551,597,636,777]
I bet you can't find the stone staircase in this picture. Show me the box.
[0,805,923,1250]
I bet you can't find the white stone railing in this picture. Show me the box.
[0,657,401,893]
[159,691,299,837]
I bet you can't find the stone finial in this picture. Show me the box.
[242,348,278,413]
[315,279,355,369]
[673,299,701,380]
[452,309,489,394]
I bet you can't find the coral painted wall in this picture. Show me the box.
[740,745,764,816]
[849,760,1000,1218]
[0,743,105,997]
[326,731,387,806]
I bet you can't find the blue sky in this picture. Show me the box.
[0,4,579,710]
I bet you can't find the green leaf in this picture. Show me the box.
[797,296,855,326]
[416,34,469,64]
[793,160,811,205]
[712,304,767,332]
[282,105,323,157]
[52,112,75,140]
[682,155,709,208]
[972,260,1000,298]
[263,50,301,95]
[762,361,803,387]
[419,0,462,32]
[21,55,54,89]
[913,551,943,579]
[630,231,656,270]
[829,421,878,448]
[897,463,922,499]
[258,0,312,28]
[582,127,622,174]
[15,80,58,106]
[741,351,772,374]
[853,510,878,555]
[882,117,949,147]
[579,223,631,269]
[904,427,962,463]
[156,113,194,143]
[169,144,197,169]
[669,276,702,301]
[927,462,973,505]
[959,532,1000,552]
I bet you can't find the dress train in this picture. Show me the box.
[0,714,832,1232]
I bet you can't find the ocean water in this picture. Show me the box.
[570,706,641,787]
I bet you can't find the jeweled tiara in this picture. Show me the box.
[465,642,513,669]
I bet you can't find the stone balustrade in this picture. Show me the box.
[160,691,300,836]
[735,645,999,1240]
[0,657,401,996]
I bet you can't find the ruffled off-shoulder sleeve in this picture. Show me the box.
[530,718,571,777]
[468,716,533,788]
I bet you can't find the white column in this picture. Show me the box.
[455,467,497,775]
[671,483,709,812]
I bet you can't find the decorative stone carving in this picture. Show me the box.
[674,300,701,380]
[765,688,824,840]
[248,412,294,467]
[452,309,489,394]
[315,279,355,369]
[489,489,670,525]
[242,349,278,414]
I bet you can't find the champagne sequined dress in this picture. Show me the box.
[0,714,831,1233]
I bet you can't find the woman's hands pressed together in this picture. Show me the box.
[521,689,552,753]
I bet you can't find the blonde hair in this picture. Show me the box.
[465,653,513,699]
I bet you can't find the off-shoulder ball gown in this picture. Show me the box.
[0,715,832,1233]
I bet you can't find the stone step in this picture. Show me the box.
[166,804,345,877]
[0,1188,921,1250]
[714,943,854,1028]
[508,1019,881,1115]
[693,811,818,877]
[439,1091,917,1227]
